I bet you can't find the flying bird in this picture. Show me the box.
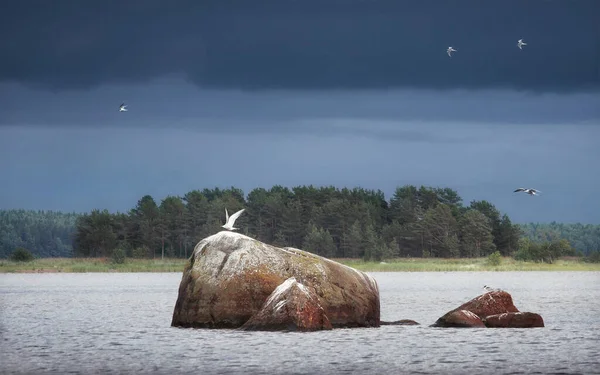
[517,39,527,50]
[514,188,541,196]
[119,103,128,112]
[447,47,457,57]
[222,208,245,231]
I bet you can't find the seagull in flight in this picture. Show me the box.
[222,208,245,231]
[514,188,541,196]
[517,39,527,50]
[119,103,128,112]
[447,47,457,57]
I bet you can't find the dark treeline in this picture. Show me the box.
[0,210,78,258]
[1,185,599,260]
[519,222,600,255]
[73,185,522,261]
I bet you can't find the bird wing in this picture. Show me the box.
[225,208,229,223]
[514,188,525,192]
[120,103,125,107]
[226,209,245,226]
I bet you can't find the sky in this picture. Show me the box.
[0,0,599,223]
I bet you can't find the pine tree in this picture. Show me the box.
[459,209,496,257]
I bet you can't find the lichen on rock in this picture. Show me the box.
[171,231,380,330]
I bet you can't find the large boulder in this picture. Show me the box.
[171,231,380,329]
[240,277,333,331]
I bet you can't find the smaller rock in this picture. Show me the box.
[484,312,545,328]
[454,291,520,319]
[432,309,486,328]
[240,277,333,332]
[380,319,420,326]
[432,290,519,328]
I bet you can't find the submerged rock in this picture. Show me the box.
[380,319,420,326]
[240,277,333,332]
[484,312,545,328]
[171,231,380,330]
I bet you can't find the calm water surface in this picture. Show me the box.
[1,272,599,375]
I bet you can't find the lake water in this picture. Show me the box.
[1,271,599,375]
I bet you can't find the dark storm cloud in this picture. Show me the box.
[1,82,598,131]
[0,0,598,92]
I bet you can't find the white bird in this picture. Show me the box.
[483,285,500,292]
[447,47,457,57]
[517,39,527,50]
[222,208,245,231]
[514,188,541,196]
[119,103,128,112]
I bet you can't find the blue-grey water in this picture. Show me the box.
[1,271,599,375]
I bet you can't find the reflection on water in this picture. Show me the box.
[1,272,599,374]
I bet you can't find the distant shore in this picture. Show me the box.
[1,256,598,273]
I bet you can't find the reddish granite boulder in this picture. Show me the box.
[484,312,545,328]
[240,277,333,332]
[433,290,546,329]
[454,291,520,319]
[432,309,486,328]
[171,231,380,329]
[432,290,520,328]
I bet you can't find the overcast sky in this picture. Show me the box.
[1,0,599,223]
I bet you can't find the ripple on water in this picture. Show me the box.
[1,272,599,375]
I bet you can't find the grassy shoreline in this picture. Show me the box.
[1,256,598,273]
